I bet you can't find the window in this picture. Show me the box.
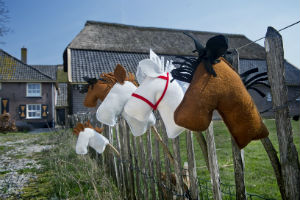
[0,82,2,90]
[0,98,1,114]
[26,104,41,119]
[296,96,300,101]
[266,92,272,102]
[27,83,41,97]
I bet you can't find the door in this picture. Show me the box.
[56,108,66,125]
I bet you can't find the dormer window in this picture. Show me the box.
[27,83,41,97]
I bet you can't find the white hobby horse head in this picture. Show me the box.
[94,64,156,136]
[73,121,119,155]
[124,50,185,138]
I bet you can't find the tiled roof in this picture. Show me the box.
[70,49,176,83]
[56,83,68,107]
[0,49,55,82]
[31,65,58,81]
[70,49,300,86]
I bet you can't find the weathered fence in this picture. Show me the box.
[68,112,283,200]
[67,27,300,200]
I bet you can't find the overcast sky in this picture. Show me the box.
[1,0,299,68]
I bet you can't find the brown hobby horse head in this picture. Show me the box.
[81,64,137,108]
[173,33,269,149]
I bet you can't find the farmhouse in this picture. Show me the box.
[0,48,58,128]
[63,21,300,117]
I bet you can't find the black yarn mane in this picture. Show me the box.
[171,32,229,83]
[240,68,270,97]
[80,77,98,94]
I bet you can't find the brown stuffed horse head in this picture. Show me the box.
[173,33,269,149]
[82,64,137,107]
[73,120,104,136]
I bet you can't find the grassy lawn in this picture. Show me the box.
[170,119,300,199]
[2,118,297,199]
[0,130,121,200]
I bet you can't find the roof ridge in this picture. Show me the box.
[0,49,54,81]
[85,20,246,37]
[31,64,58,66]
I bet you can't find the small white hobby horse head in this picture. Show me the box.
[124,50,185,138]
[96,65,156,136]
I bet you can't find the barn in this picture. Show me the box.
[63,21,300,117]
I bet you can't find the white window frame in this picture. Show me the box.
[26,104,41,119]
[26,83,42,97]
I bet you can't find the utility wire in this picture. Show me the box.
[235,20,300,50]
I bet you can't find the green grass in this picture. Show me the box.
[171,119,299,199]
[126,119,299,199]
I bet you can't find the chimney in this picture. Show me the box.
[21,47,27,64]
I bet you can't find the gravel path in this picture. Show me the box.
[0,136,53,198]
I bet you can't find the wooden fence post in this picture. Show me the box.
[172,136,185,199]
[125,123,136,200]
[138,135,149,199]
[119,119,130,200]
[195,132,210,171]
[146,129,156,200]
[265,26,300,200]
[154,131,164,200]
[186,131,199,200]
[160,120,173,199]
[115,122,125,195]
[260,137,286,199]
[131,134,141,200]
[231,49,247,200]
[206,121,222,200]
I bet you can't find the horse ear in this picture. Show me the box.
[114,64,127,84]
[206,35,228,59]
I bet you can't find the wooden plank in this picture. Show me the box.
[109,126,119,187]
[195,131,210,171]
[231,138,246,200]
[230,49,247,200]
[125,123,136,200]
[131,134,141,200]
[138,135,149,199]
[146,129,156,200]
[186,131,199,199]
[206,121,222,200]
[115,122,124,193]
[154,131,164,200]
[151,126,174,165]
[119,119,130,200]
[265,26,300,200]
[172,136,185,199]
[261,137,286,199]
[160,119,173,200]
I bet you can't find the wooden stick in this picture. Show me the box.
[151,126,174,165]
[107,143,120,156]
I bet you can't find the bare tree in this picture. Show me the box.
[0,0,9,37]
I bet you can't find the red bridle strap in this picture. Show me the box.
[132,72,169,110]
